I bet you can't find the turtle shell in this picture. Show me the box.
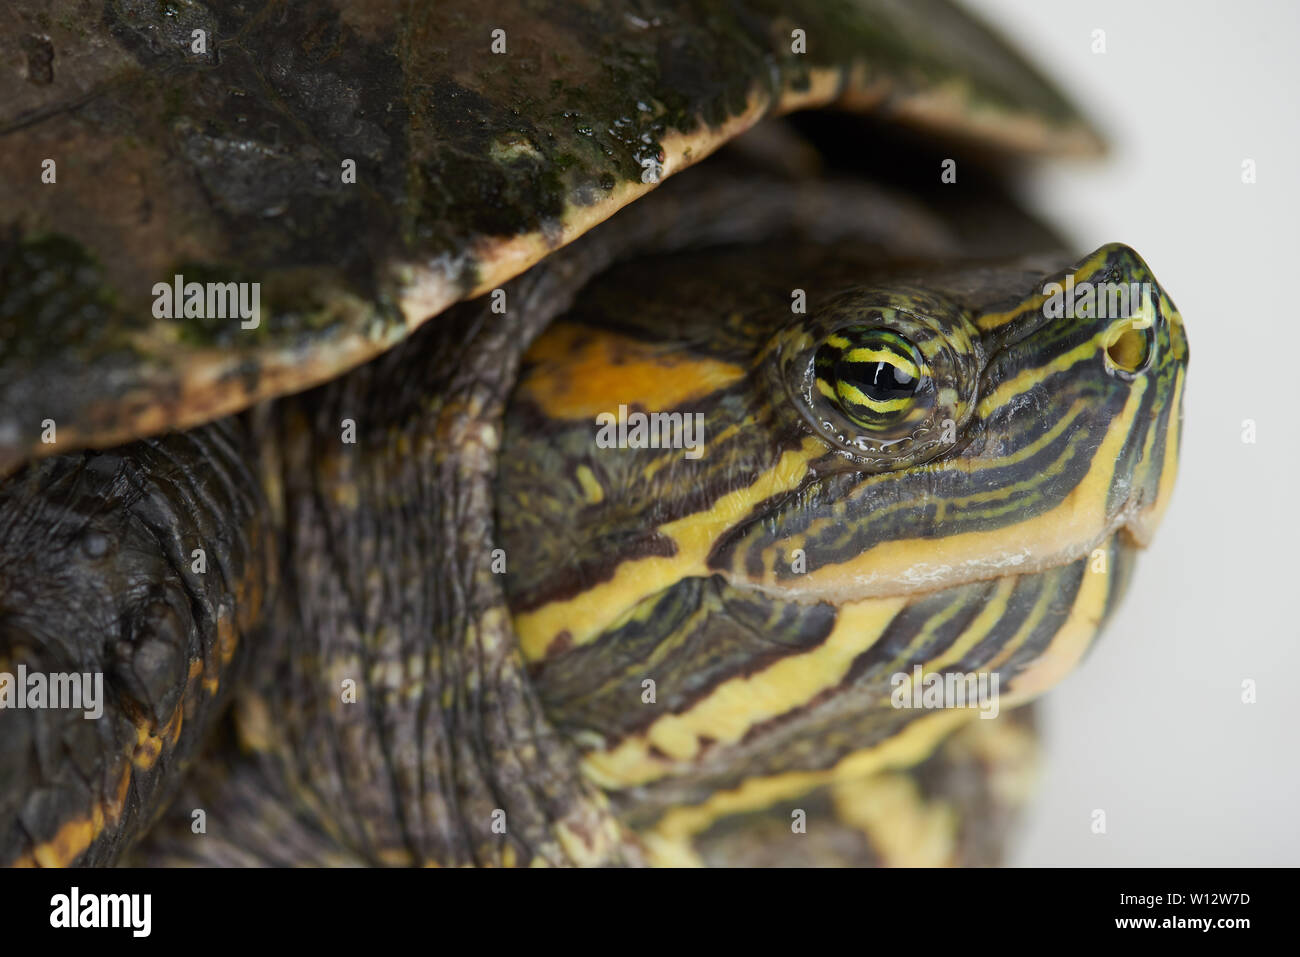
[0,0,1100,477]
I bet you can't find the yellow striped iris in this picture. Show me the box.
[814,327,925,428]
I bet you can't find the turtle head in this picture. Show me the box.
[714,241,1189,605]
[501,241,1187,638]
[497,241,1186,863]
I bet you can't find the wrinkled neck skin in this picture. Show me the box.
[233,265,636,867]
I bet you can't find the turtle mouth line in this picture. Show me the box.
[736,497,1153,609]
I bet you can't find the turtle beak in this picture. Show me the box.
[968,241,1188,563]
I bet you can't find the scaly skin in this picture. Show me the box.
[0,420,273,866]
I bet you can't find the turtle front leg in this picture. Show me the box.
[0,420,274,866]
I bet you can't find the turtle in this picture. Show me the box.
[0,0,1187,868]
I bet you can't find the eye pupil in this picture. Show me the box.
[845,359,915,400]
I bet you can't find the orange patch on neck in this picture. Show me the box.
[518,322,745,420]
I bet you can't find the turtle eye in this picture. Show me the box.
[815,327,924,428]
[775,295,975,470]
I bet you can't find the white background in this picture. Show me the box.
[961,0,1300,866]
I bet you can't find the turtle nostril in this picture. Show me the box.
[1104,321,1152,374]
